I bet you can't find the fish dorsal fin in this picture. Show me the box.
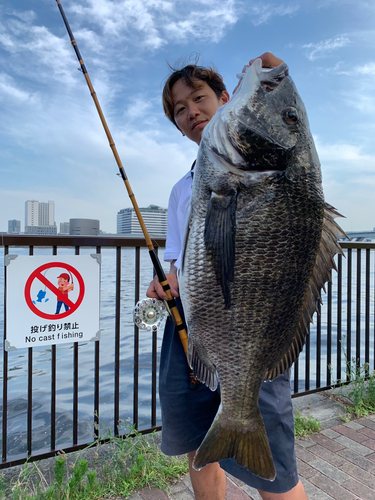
[265,203,347,380]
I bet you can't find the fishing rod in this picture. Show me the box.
[55,0,197,387]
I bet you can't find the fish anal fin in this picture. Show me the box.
[265,203,346,381]
[204,191,237,309]
[188,337,218,391]
[194,409,275,480]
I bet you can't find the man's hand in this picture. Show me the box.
[247,52,284,69]
[233,52,285,94]
[146,272,179,301]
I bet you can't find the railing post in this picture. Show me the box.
[346,248,352,381]
[114,246,121,437]
[2,245,9,463]
[133,247,140,429]
[356,249,361,370]
[336,254,342,381]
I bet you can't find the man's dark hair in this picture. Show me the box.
[162,64,227,127]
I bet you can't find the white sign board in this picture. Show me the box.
[5,255,101,350]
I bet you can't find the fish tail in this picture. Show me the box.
[193,410,276,481]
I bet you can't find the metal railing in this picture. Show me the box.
[0,235,165,469]
[0,236,374,469]
[292,241,375,395]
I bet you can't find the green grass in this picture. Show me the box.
[1,424,189,500]
[334,359,375,419]
[294,410,321,437]
[8,358,375,500]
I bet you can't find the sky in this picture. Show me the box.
[0,0,374,234]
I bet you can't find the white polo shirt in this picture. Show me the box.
[164,168,194,269]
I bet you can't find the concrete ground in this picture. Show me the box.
[3,390,375,499]
[128,391,375,499]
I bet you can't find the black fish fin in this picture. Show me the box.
[265,203,347,380]
[194,407,276,480]
[188,337,218,391]
[204,191,237,309]
[181,223,190,274]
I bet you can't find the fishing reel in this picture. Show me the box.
[133,298,170,331]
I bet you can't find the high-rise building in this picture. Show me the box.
[25,199,57,235]
[60,222,70,234]
[117,205,167,237]
[38,201,55,226]
[8,220,21,234]
[69,219,100,235]
[25,200,39,227]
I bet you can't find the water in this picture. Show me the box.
[0,245,168,460]
[293,248,375,392]
[1,244,375,461]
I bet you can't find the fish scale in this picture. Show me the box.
[179,59,345,480]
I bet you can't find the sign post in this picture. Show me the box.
[5,255,100,350]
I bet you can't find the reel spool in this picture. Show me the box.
[133,298,169,331]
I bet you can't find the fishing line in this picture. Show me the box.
[55,0,198,389]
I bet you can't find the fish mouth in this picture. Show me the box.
[227,59,301,156]
[202,59,300,171]
[235,59,289,95]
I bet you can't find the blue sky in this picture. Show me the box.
[0,0,374,233]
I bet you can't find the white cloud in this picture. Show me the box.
[329,61,375,76]
[356,62,375,75]
[248,3,299,26]
[326,60,375,114]
[0,73,34,102]
[341,91,375,114]
[10,10,37,23]
[167,5,238,44]
[314,136,375,230]
[314,136,375,170]
[303,35,350,61]
[0,16,79,87]
[125,94,154,120]
[69,0,241,49]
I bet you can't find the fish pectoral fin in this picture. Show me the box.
[265,203,347,380]
[181,222,190,274]
[194,409,276,481]
[204,191,237,309]
[188,338,218,391]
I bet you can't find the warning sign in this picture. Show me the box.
[24,262,85,320]
[5,255,100,350]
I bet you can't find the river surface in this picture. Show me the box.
[0,245,374,461]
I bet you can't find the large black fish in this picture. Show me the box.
[179,59,345,480]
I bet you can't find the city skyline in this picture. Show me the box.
[6,199,167,235]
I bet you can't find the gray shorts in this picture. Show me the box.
[159,301,299,494]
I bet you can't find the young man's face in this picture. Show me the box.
[171,79,230,145]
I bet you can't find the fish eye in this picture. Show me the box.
[282,107,298,125]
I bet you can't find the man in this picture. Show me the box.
[55,272,74,314]
[147,53,308,500]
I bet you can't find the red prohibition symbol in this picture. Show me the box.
[24,262,85,320]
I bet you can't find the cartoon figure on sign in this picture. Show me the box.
[55,273,74,314]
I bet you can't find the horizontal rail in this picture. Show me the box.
[0,234,166,248]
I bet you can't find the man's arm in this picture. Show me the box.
[146,260,179,300]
